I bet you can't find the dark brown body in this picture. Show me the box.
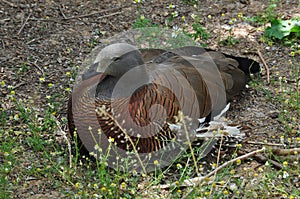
[68,46,259,155]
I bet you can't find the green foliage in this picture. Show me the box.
[191,23,209,40]
[0,108,7,127]
[265,18,300,42]
[220,28,239,46]
[19,62,31,74]
[244,2,277,25]
[182,22,209,44]
[244,0,300,46]
[220,36,239,46]
[0,139,16,199]
[276,60,300,135]
[128,27,197,49]
[133,16,157,28]
[181,0,198,5]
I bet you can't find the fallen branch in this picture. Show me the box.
[62,7,122,20]
[238,150,283,170]
[98,11,123,20]
[59,5,68,20]
[18,13,32,35]
[154,148,265,189]
[2,0,18,8]
[257,50,270,84]
[28,61,44,75]
[154,146,300,190]
[12,82,26,90]
[271,147,300,156]
[26,36,44,45]
[246,141,287,147]
[29,17,61,23]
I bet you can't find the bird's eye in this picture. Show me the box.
[112,57,120,62]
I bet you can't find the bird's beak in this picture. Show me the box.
[82,62,102,80]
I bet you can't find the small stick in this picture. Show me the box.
[26,36,43,45]
[108,21,117,30]
[59,6,67,20]
[257,50,270,84]
[272,147,300,156]
[98,11,123,20]
[154,148,265,189]
[28,61,44,75]
[0,18,11,23]
[18,13,32,35]
[286,77,300,83]
[62,7,122,20]
[2,0,18,7]
[246,141,287,147]
[12,82,25,90]
[238,150,283,170]
[246,142,300,155]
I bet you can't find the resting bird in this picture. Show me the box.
[68,43,260,165]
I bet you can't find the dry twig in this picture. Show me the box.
[154,148,266,189]
[98,11,123,20]
[26,37,44,45]
[271,147,300,156]
[59,5,68,20]
[28,7,123,23]
[62,7,122,20]
[238,150,283,170]
[12,82,26,90]
[18,13,32,35]
[2,0,18,8]
[257,50,270,84]
[28,61,44,75]
[246,141,288,147]
[155,146,300,190]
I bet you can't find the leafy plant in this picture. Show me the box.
[265,18,300,42]
[244,2,277,25]
[133,15,157,28]
[220,28,239,46]
[183,22,209,44]
[191,23,209,40]
[0,139,16,199]
[181,0,198,5]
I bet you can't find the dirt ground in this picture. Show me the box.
[1,0,300,198]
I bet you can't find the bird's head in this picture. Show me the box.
[82,43,144,80]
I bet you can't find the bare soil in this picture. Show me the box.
[1,0,299,198]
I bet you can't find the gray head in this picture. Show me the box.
[82,43,144,80]
[95,43,144,76]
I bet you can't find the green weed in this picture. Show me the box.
[244,1,278,25]
[265,17,300,46]
[133,15,157,28]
